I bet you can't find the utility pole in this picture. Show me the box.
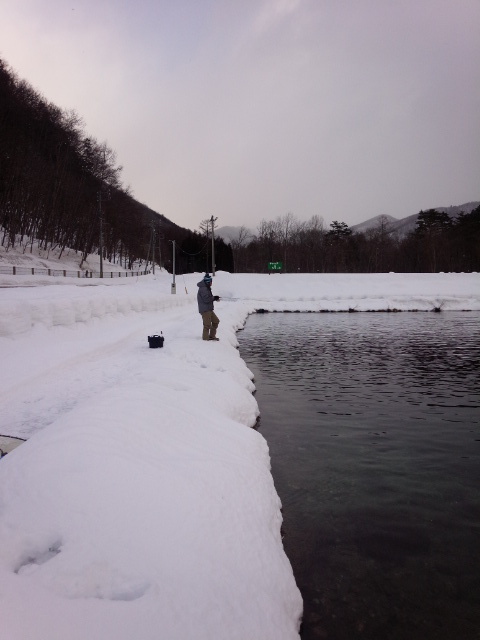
[171,240,176,294]
[158,227,164,271]
[97,186,110,278]
[210,215,218,276]
[145,222,155,275]
[98,191,104,278]
[151,223,156,274]
[206,223,209,273]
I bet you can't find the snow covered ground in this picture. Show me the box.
[0,269,479,640]
[0,238,132,274]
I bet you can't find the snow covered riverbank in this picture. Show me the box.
[0,272,479,640]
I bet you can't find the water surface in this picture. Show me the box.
[239,312,480,640]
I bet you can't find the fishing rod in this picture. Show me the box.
[216,296,271,302]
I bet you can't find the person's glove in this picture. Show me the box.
[213,295,220,301]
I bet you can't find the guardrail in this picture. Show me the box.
[0,266,151,278]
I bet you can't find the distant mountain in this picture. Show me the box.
[351,213,419,237]
[217,202,479,244]
[435,202,480,217]
[352,201,479,237]
[388,213,419,237]
[215,226,256,243]
[351,214,399,234]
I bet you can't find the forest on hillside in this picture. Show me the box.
[0,58,233,274]
[228,207,480,273]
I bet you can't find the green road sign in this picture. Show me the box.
[268,262,283,271]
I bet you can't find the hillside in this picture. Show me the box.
[350,214,398,234]
[0,58,233,275]
[351,201,480,236]
[0,235,131,274]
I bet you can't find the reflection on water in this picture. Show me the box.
[239,312,480,640]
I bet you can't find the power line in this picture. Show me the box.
[176,238,210,257]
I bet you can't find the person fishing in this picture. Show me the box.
[197,273,220,341]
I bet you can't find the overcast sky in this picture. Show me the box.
[1,0,479,232]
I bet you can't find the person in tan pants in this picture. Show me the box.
[196,273,220,341]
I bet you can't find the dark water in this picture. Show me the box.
[239,312,480,640]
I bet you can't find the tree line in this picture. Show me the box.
[0,57,233,274]
[229,207,480,273]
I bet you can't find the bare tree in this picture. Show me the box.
[229,225,254,272]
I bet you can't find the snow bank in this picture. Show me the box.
[0,380,298,639]
[0,280,193,337]
[214,272,480,312]
[1,272,478,340]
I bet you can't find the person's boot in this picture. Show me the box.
[209,337,219,341]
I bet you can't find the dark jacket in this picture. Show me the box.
[197,280,214,314]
